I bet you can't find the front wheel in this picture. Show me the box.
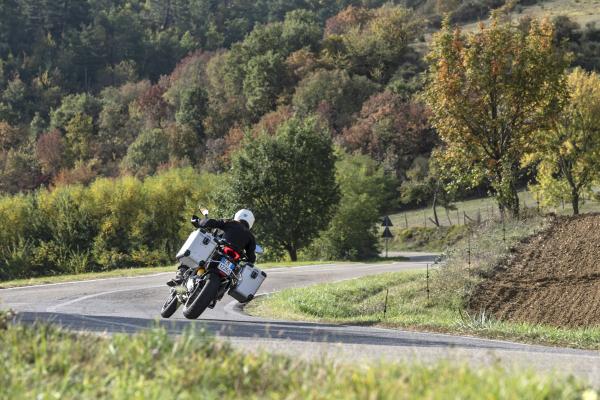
[160,291,179,318]
[182,272,220,319]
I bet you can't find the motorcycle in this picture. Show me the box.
[160,210,267,319]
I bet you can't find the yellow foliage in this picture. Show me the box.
[526,68,600,212]
[425,14,569,214]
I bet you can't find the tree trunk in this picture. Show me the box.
[445,207,453,226]
[571,188,580,215]
[507,187,520,218]
[494,165,520,218]
[431,190,440,227]
[287,245,298,261]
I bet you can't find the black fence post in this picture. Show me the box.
[426,263,430,303]
[383,288,389,319]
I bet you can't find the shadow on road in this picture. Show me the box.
[13,311,562,353]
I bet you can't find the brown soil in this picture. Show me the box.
[469,214,600,328]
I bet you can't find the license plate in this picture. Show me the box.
[217,258,234,276]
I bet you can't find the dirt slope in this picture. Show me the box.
[469,214,600,328]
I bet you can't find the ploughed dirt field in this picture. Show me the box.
[469,214,600,328]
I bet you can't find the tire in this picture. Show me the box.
[160,291,179,318]
[182,272,220,319]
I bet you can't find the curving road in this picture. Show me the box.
[1,254,599,387]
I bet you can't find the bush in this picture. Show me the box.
[307,151,396,260]
[0,168,217,280]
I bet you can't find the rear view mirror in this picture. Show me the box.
[255,244,264,254]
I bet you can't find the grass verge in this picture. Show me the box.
[247,270,600,350]
[0,260,338,289]
[388,225,468,252]
[0,314,594,399]
[249,214,600,349]
[388,190,600,230]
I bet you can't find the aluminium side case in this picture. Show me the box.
[176,229,217,268]
[229,264,267,303]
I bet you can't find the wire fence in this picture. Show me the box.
[389,192,600,230]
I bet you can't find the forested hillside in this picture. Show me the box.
[0,1,436,192]
[2,0,599,193]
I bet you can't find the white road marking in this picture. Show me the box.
[1,263,354,290]
[46,285,163,312]
[2,272,172,291]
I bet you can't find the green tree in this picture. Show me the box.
[121,129,170,176]
[175,86,208,139]
[317,151,394,260]
[0,148,41,194]
[220,116,339,260]
[97,81,149,163]
[524,68,600,215]
[243,51,288,121]
[292,69,379,131]
[424,16,569,216]
[322,5,423,82]
[400,154,456,227]
[50,93,101,131]
[65,113,94,162]
[281,9,322,52]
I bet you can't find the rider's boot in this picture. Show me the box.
[166,266,188,287]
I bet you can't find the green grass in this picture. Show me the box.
[387,190,600,230]
[249,214,600,349]
[388,191,538,230]
[389,225,469,252]
[0,260,337,289]
[461,0,600,30]
[0,315,594,399]
[247,270,600,350]
[383,190,600,252]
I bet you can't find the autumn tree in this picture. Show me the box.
[36,130,65,177]
[340,90,435,179]
[292,69,379,131]
[424,16,569,216]
[400,153,457,227]
[524,68,600,215]
[321,5,423,83]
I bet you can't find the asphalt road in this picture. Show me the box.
[1,254,599,387]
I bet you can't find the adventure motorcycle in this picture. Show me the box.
[160,211,266,319]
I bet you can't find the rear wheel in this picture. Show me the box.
[182,272,220,319]
[160,291,179,318]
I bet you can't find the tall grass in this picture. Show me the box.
[0,316,593,399]
[431,212,551,311]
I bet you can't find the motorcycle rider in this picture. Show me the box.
[167,209,256,286]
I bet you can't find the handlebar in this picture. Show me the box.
[191,215,201,228]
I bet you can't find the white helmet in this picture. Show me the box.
[234,209,255,229]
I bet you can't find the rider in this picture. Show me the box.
[167,209,256,286]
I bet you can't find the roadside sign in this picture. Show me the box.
[382,226,394,239]
[382,226,393,258]
[382,215,393,227]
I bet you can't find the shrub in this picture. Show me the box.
[0,168,217,280]
[307,151,396,260]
